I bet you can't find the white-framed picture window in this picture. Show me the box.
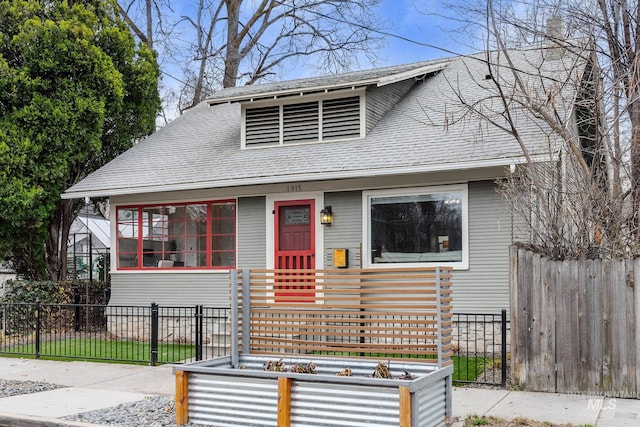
[363,184,469,269]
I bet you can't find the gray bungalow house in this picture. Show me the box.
[63,44,590,313]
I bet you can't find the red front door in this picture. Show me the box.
[274,199,315,301]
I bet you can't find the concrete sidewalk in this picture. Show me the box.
[0,357,638,426]
[452,387,640,426]
[0,358,173,426]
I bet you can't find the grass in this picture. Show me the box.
[463,415,591,427]
[2,339,195,364]
[452,355,490,382]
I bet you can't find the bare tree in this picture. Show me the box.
[119,0,383,112]
[116,0,171,50]
[433,0,637,259]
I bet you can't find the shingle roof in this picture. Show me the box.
[63,45,583,199]
[204,59,450,103]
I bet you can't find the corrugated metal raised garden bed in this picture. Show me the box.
[175,267,454,427]
[176,354,453,427]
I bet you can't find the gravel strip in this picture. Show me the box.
[0,379,65,397]
[0,380,196,426]
[62,395,197,427]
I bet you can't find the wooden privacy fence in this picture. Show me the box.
[230,267,454,367]
[510,246,638,397]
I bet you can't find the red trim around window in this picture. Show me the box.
[116,200,236,270]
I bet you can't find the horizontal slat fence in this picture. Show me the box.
[510,246,638,397]
[234,267,453,367]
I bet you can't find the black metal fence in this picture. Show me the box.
[453,309,509,386]
[0,302,509,385]
[0,302,231,365]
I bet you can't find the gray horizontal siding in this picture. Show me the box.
[109,183,512,313]
[109,272,231,307]
[454,180,512,313]
[366,80,415,134]
[323,191,363,268]
[109,197,267,308]
[237,196,266,269]
[322,182,512,313]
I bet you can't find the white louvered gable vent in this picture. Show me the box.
[245,106,280,146]
[243,92,363,148]
[322,96,360,140]
[283,101,319,144]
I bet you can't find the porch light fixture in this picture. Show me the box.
[320,206,333,225]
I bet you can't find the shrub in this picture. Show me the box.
[1,280,110,335]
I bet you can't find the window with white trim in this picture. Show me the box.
[116,200,236,270]
[364,185,468,269]
[243,92,363,147]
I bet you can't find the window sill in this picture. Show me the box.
[112,269,233,274]
[364,261,469,271]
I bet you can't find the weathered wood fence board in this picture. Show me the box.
[511,247,638,397]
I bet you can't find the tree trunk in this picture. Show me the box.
[145,0,153,49]
[45,199,75,281]
[223,0,241,88]
[191,58,208,106]
[117,3,150,48]
[59,200,74,283]
[46,204,61,281]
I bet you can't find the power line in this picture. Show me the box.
[150,2,575,99]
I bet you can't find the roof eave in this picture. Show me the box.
[61,154,549,200]
[376,62,450,87]
[206,60,451,105]
[206,78,380,105]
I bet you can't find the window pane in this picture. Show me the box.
[185,234,207,267]
[117,208,138,238]
[212,217,235,234]
[212,235,235,251]
[141,206,168,268]
[371,192,462,264]
[167,206,186,231]
[116,201,236,270]
[186,204,207,221]
[211,201,236,268]
[184,250,207,267]
[211,202,235,218]
[117,208,138,268]
[212,251,235,268]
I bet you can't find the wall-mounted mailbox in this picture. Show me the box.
[333,248,348,268]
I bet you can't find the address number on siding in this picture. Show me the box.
[287,184,303,192]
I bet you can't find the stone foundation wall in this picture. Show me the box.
[106,312,231,348]
[452,320,510,356]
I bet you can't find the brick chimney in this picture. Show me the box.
[546,16,564,58]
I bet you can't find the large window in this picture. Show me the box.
[116,200,236,270]
[364,185,468,269]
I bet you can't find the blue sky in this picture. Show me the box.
[374,0,478,65]
[156,0,482,120]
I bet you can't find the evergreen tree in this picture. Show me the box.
[0,0,160,279]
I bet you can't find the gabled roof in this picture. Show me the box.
[73,216,111,248]
[63,45,585,199]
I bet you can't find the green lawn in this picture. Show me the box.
[452,355,493,382]
[3,339,195,364]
